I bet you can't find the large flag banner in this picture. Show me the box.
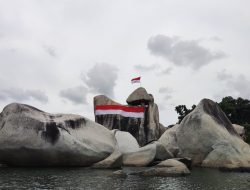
[131,76,141,84]
[95,105,144,118]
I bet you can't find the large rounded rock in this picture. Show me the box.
[151,141,173,161]
[126,87,152,105]
[159,124,180,157]
[91,149,123,169]
[122,144,156,166]
[159,99,250,170]
[0,103,116,166]
[114,130,140,154]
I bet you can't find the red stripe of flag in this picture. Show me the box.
[95,105,144,112]
[131,76,141,82]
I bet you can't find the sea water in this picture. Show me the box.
[0,167,249,190]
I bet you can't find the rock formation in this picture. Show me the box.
[94,87,164,146]
[159,99,250,170]
[113,159,190,177]
[232,124,246,140]
[0,103,116,166]
[94,95,144,145]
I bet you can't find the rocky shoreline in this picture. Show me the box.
[0,87,250,176]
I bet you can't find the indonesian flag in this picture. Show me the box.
[95,105,144,118]
[131,76,141,84]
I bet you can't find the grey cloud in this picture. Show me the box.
[217,69,232,80]
[134,64,158,71]
[210,36,222,42]
[159,67,173,75]
[231,75,250,98]
[148,35,226,69]
[159,87,173,94]
[0,88,48,103]
[43,45,57,57]
[83,63,118,97]
[60,86,88,105]
[159,87,173,101]
[164,95,172,100]
[216,71,250,99]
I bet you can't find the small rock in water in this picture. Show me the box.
[112,170,127,177]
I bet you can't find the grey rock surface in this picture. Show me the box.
[0,103,116,166]
[92,149,123,169]
[151,141,173,161]
[126,87,152,105]
[129,159,190,177]
[122,144,157,167]
[159,99,250,170]
[232,124,246,140]
[114,130,140,154]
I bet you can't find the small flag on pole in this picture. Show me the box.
[131,76,141,84]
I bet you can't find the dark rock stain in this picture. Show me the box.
[42,122,60,144]
[0,121,5,129]
[65,118,86,129]
[49,115,55,120]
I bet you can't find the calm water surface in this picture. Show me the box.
[0,167,249,190]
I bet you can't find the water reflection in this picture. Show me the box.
[0,167,249,190]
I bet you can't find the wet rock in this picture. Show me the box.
[131,159,190,177]
[92,149,123,169]
[159,99,250,170]
[0,103,115,166]
[173,157,192,170]
[112,170,127,177]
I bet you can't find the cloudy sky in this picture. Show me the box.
[0,0,249,126]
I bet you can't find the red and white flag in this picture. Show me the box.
[95,105,144,118]
[131,76,141,84]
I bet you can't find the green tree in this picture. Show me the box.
[218,96,250,124]
[175,105,196,124]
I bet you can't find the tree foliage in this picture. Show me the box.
[218,96,250,125]
[175,105,196,124]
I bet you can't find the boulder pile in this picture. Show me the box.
[159,99,250,171]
